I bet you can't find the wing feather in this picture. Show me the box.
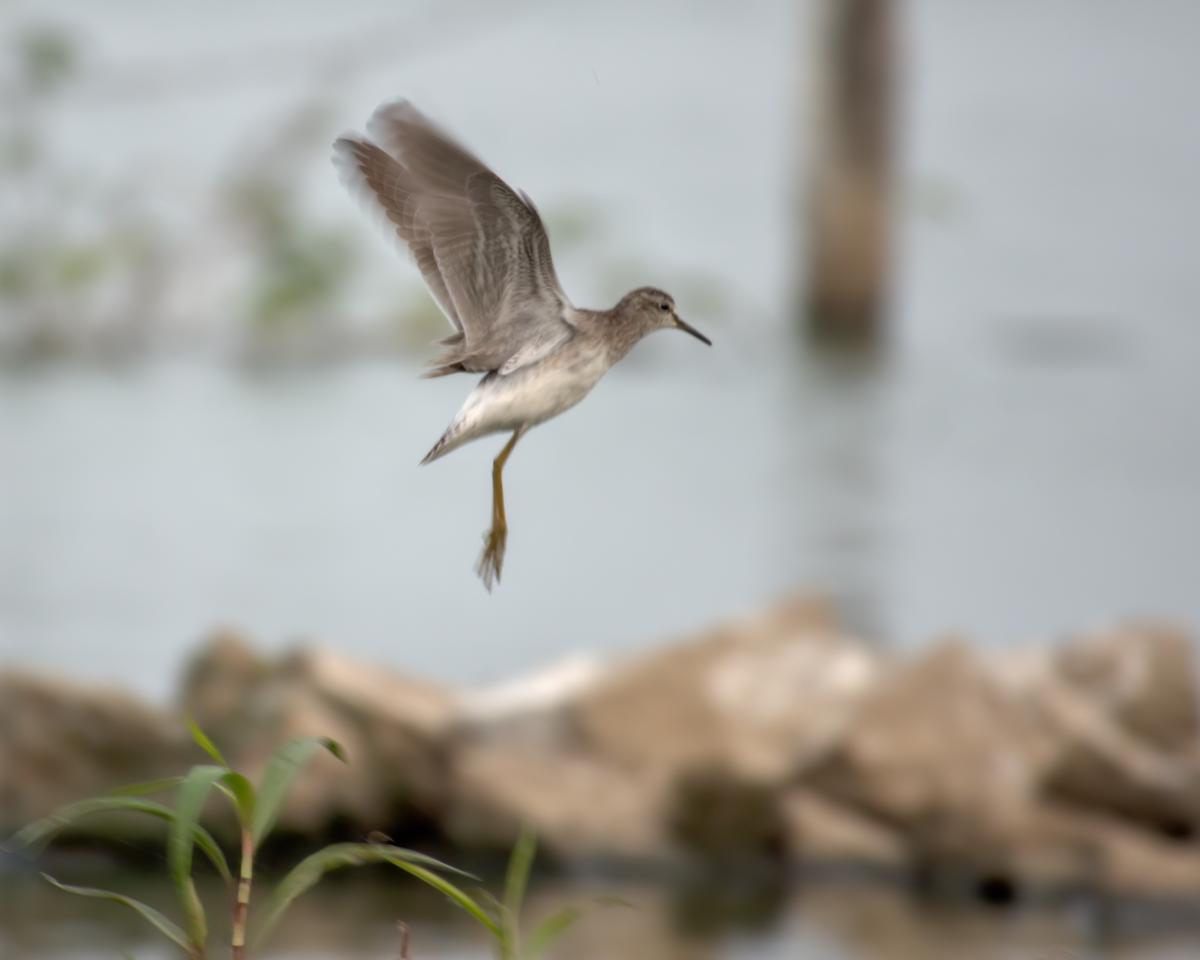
[333,99,574,375]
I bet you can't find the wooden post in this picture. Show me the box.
[804,0,896,342]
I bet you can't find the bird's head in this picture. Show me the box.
[617,287,711,346]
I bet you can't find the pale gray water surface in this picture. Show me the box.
[1,307,1197,698]
[1,0,1198,698]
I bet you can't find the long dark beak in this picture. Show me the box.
[674,314,712,346]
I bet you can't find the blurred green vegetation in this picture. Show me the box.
[219,102,362,359]
[0,24,366,362]
[0,24,165,359]
[5,723,607,960]
[0,22,729,364]
[18,24,77,95]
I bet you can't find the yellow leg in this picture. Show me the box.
[476,429,522,590]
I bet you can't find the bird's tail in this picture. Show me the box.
[420,423,461,465]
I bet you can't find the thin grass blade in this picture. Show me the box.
[181,877,207,950]
[186,716,228,767]
[42,873,194,956]
[501,822,537,960]
[190,825,234,886]
[478,889,504,914]
[387,859,500,938]
[220,770,257,829]
[3,796,231,884]
[251,842,495,949]
[4,797,176,856]
[525,906,582,960]
[250,736,345,847]
[169,766,228,886]
[169,765,227,947]
[525,898,632,960]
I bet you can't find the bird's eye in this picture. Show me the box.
[659,303,670,311]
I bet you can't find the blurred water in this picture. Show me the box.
[4,864,1200,960]
[1,0,1198,699]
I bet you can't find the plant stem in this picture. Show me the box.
[232,827,254,959]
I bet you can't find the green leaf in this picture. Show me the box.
[525,905,582,960]
[5,796,172,856]
[250,736,345,847]
[191,824,233,885]
[320,736,348,762]
[2,796,231,885]
[41,873,195,956]
[179,877,206,951]
[186,716,228,768]
[502,822,537,960]
[477,888,504,915]
[392,859,497,933]
[220,770,257,830]
[251,842,493,949]
[169,765,227,947]
[525,898,631,960]
[106,777,184,797]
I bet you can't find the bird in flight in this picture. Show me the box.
[333,100,711,589]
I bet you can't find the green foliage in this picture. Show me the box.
[461,821,626,960]
[17,24,78,95]
[252,232,354,330]
[0,34,360,361]
[169,765,229,947]
[250,735,343,846]
[501,821,538,960]
[227,171,356,336]
[2,723,613,959]
[42,874,196,957]
[186,717,228,767]
[5,793,230,882]
[251,841,491,949]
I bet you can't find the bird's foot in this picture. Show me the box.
[475,523,507,591]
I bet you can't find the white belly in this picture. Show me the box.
[451,348,611,443]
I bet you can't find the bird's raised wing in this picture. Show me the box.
[333,99,575,377]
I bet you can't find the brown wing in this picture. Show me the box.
[333,99,574,376]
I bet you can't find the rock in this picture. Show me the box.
[445,743,669,860]
[668,765,787,858]
[0,672,192,836]
[457,596,881,865]
[1055,622,1198,754]
[455,653,607,751]
[804,637,1200,884]
[180,636,456,837]
[1000,648,1200,835]
[300,647,455,820]
[10,610,1200,901]
[1086,815,1200,899]
[778,787,905,869]
[177,628,271,745]
[802,640,1056,867]
[573,595,879,785]
[1006,803,1200,900]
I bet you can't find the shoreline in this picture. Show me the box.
[4,595,1199,906]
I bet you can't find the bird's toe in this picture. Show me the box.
[475,525,507,591]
